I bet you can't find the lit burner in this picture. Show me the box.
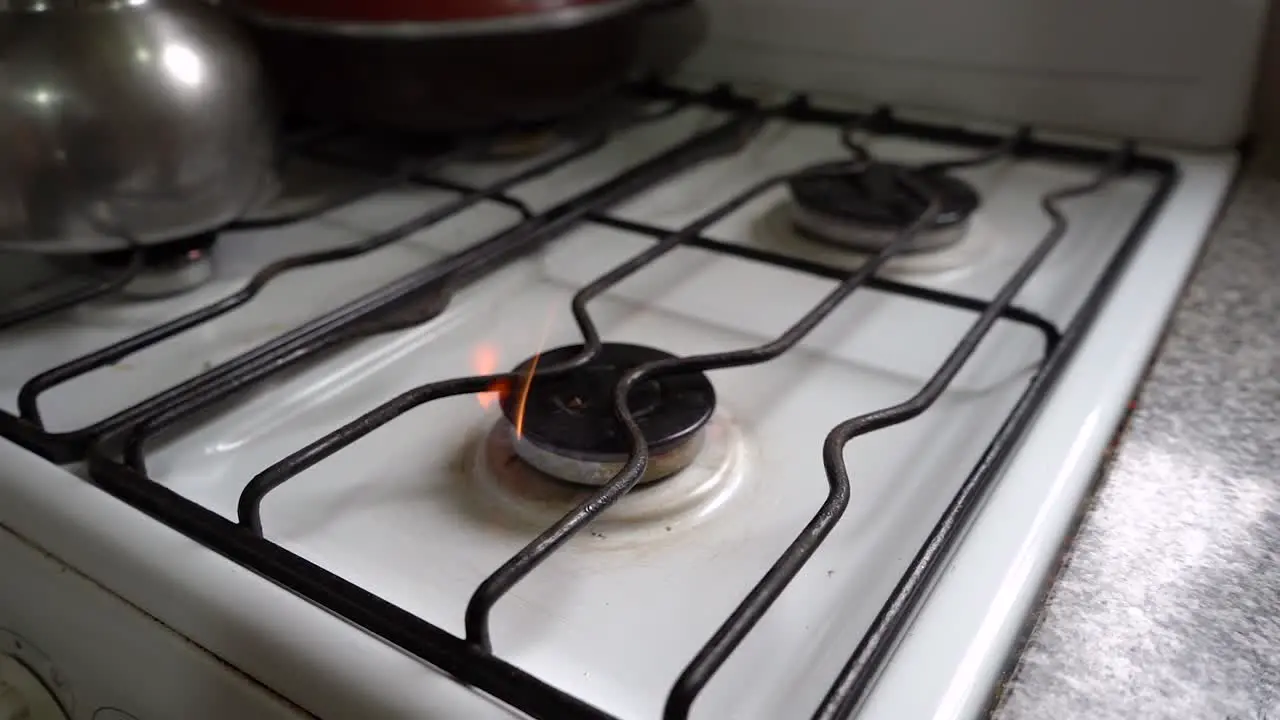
[499,343,716,487]
[787,161,980,253]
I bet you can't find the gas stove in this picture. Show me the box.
[0,4,1256,716]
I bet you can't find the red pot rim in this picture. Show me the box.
[241,0,632,24]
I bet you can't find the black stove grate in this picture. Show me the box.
[0,125,387,336]
[0,250,143,333]
[5,83,1177,719]
[0,104,682,462]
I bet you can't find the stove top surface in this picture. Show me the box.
[0,85,1208,720]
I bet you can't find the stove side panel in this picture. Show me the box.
[682,0,1268,148]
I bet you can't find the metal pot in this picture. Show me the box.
[232,0,705,134]
[0,0,277,253]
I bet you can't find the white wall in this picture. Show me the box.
[683,0,1270,148]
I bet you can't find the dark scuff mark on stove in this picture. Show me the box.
[339,286,452,342]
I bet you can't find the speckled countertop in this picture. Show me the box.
[992,172,1280,720]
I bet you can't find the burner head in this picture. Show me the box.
[788,161,980,253]
[499,343,716,487]
[87,233,217,299]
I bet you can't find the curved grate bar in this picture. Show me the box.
[14,135,606,432]
[78,83,1181,720]
[6,98,695,464]
[14,141,537,426]
[804,143,1132,720]
[112,112,763,477]
[662,143,1131,720]
[0,249,143,332]
[465,131,1024,664]
[232,155,868,539]
[216,123,1017,659]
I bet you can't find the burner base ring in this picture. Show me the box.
[118,254,216,299]
[471,411,748,542]
[506,418,705,487]
[790,203,972,254]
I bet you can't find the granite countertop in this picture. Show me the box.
[993,172,1280,720]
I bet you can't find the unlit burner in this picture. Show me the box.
[787,161,980,253]
[477,129,565,162]
[499,343,715,487]
[81,232,217,299]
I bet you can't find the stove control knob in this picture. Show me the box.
[0,655,67,720]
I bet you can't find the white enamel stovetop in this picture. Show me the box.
[0,95,1237,720]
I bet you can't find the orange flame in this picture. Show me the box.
[511,305,558,437]
[471,304,558,427]
[468,307,559,432]
[471,345,510,409]
[512,350,543,439]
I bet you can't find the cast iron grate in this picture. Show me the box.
[22,83,1177,719]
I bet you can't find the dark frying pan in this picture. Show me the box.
[231,0,706,134]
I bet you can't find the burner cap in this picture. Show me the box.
[788,161,980,253]
[499,343,716,486]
